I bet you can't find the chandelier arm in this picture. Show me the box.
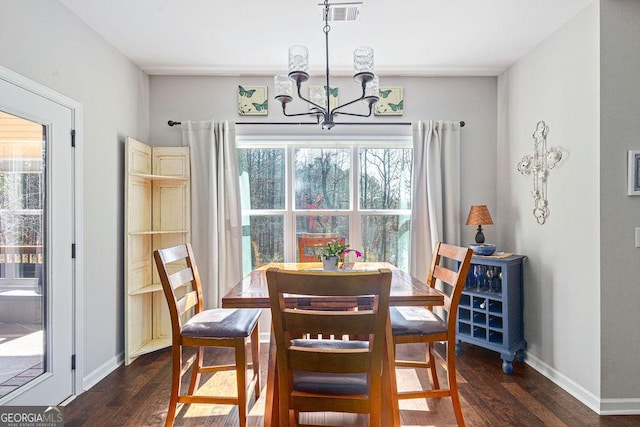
[294,80,328,112]
[330,80,377,115]
[331,96,369,114]
[332,105,374,118]
[280,102,324,118]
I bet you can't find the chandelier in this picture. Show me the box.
[273,0,379,130]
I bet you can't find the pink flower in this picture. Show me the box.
[344,249,362,258]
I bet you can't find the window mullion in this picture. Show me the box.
[350,144,362,251]
[285,144,295,262]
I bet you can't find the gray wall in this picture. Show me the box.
[600,0,640,403]
[0,1,149,390]
[498,0,639,412]
[149,75,498,246]
[497,0,601,406]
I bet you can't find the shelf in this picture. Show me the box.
[473,296,486,310]
[489,315,503,329]
[459,307,471,321]
[130,338,172,358]
[128,283,163,295]
[129,230,189,235]
[458,322,471,335]
[473,326,487,339]
[489,330,503,344]
[460,294,471,307]
[488,300,503,314]
[473,311,487,325]
[129,172,188,182]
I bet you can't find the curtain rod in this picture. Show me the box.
[167,120,465,127]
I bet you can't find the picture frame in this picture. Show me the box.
[374,86,403,116]
[309,85,339,111]
[238,85,268,115]
[628,150,640,195]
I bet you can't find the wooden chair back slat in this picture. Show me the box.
[176,290,199,316]
[283,310,375,337]
[297,234,346,262]
[158,244,189,265]
[169,267,195,291]
[433,264,457,287]
[269,269,383,296]
[288,349,371,373]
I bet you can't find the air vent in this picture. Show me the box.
[319,2,362,21]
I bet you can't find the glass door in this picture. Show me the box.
[0,111,46,398]
[0,74,75,405]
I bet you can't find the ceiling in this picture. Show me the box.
[59,0,594,77]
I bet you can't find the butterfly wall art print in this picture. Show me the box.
[238,85,268,115]
[374,86,404,116]
[309,85,339,111]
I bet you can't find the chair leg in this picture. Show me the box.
[369,398,381,426]
[278,380,290,427]
[187,346,204,395]
[236,338,248,427]
[427,342,440,389]
[289,409,298,426]
[446,341,465,427]
[165,344,182,427]
[250,325,261,397]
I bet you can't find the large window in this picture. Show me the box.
[238,139,412,274]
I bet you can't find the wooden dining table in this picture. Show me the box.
[221,262,445,426]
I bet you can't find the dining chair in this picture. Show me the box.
[266,267,392,426]
[154,243,261,427]
[390,242,473,426]
[297,234,345,262]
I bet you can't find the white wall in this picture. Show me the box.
[599,0,640,410]
[0,0,149,390]
[497,2,601,409]
[149,75,499,247]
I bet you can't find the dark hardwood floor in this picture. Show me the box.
[64,342,639,426]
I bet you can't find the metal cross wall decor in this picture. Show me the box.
[517,121,563,225]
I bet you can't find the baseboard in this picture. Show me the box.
[525,353,600,414]
[599,398,640,415]
[81,352,124,392]
[526,354,640,415]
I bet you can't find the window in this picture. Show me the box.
[238,138,412,274]
[0,157,44,283]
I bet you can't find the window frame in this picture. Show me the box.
[237,135,412,267]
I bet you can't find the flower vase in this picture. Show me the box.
[322,256,339,271]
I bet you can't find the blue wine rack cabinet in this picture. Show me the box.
[456,254,527,374]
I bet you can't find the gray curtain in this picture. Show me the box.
[410,120,461,282]
[181,120,243,308]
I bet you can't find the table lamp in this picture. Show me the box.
[466,205,493,244]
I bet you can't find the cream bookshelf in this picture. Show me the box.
[124,137,190,365]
